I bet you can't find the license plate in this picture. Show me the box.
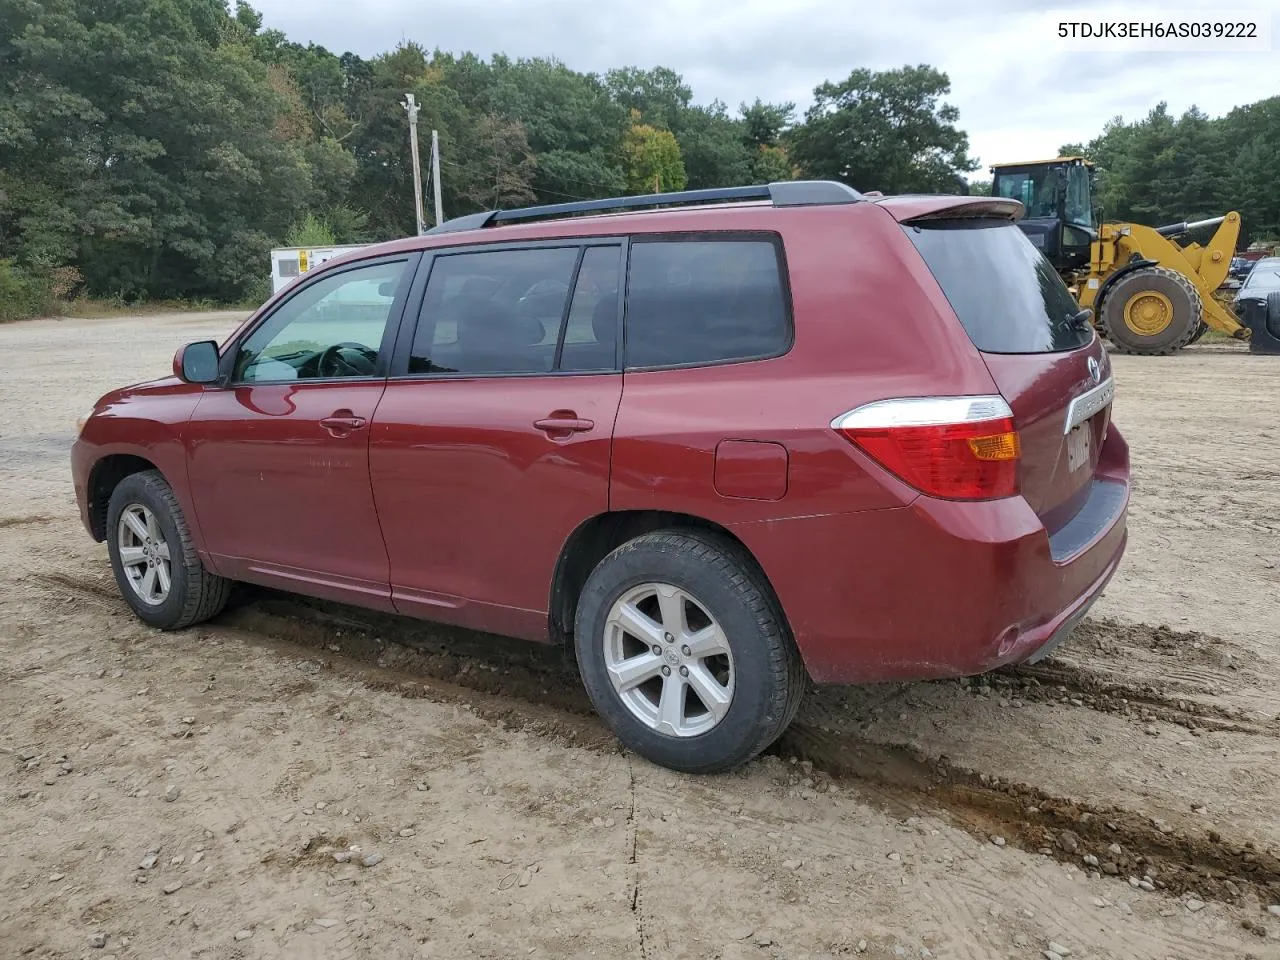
[1067,421,1091,472]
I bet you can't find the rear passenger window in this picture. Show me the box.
[624,238,790,369]
[409,247,578,375]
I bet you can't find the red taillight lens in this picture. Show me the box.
[832,397,1021,501]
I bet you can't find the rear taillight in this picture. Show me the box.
[831,396,1020,501]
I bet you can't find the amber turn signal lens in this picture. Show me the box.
[967,432,1020,462]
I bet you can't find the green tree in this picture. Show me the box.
[674,101,753,189]
[741,99,794,148]
[452,113,539,212]
[787,64,977,193]
[605,66,692,132]
[285,213,336,246]
[0,0,313,300]
[486,56,627,201]
[622,111,688,193]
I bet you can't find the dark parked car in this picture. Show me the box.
[72,182,1129,773]
[1233,256,1280,311]
[1229,256,1255,280]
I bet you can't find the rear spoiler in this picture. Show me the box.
[898,197,1025,223]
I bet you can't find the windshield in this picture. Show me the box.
[904,218,1094,354]
[993,169,1057,219]
[1239,259,1280,294]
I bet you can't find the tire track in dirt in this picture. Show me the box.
[0,514,54,529]
[780,722,1280,906]
[26,573,1280,909]
[994,660,1268,735]
[27,570,123,608]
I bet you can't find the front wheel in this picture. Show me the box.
[573,529,804,773]
[106,470,231,630]
[1099,266,1202,355]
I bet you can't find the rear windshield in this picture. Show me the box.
[904,219,1093,354]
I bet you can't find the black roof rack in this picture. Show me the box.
[425,180,863,235]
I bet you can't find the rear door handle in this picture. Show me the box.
[534,416,595,434]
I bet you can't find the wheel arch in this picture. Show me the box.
[548,510,789,648]
[86,454,162,541]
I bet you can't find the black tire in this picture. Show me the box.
[573,528,805,774]
[1099,266,1202,356]
[1268,291,1280,339]
[105,470,231,630]
[1188,320,1208,343]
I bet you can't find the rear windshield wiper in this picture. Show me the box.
[1064,307,1093,328]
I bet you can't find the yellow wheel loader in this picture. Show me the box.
[988,157,1257,355]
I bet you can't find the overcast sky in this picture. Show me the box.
[253,0,1280,181]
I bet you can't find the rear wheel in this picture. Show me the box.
[106,470,231,630]
[573,529,804,773]
[1100,266,1202,355]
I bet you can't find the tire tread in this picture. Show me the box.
[1100,265,1202,356]
[109,470,230,630]
[578,527,804,772]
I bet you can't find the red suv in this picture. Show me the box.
[71,181,1129,773]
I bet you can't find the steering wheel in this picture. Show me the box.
[317,341,377,378]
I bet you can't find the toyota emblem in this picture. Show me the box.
[1087,356,1101,383]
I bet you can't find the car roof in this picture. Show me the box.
[317,184,1024,269]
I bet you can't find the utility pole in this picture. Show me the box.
[430,129,443,227]
[402,93,425,236]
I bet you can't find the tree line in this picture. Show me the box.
[2,0,1276,319]
[0,0,975,313]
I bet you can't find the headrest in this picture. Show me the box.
[592,292,618,343]
[455,299,543,353]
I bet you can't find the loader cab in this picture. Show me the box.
[990,157,1097,272]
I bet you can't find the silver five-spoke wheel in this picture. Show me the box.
[117,504,171,606]
[603,582,735,738]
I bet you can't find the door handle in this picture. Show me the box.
[320,411,367,436]
[534,416,594,433]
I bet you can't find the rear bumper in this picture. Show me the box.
[732,426,1130,685]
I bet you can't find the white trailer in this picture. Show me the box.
[269,244,369,295]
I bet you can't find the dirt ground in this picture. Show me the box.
[2,311,1279,960]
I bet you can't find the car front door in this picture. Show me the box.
[184,254,418,609]
[370,241,624,640]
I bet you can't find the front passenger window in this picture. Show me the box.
[235,260,407,382]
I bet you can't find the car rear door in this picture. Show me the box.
[368,240,625,641]
[901,215,1116,537]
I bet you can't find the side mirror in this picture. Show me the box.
[174,340,221,384]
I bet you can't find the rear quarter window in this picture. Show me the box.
[624,237,791,368]
[904,219,1093,354]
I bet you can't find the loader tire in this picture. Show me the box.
[1189,320,1208,343]
[1099,266,1202,356]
